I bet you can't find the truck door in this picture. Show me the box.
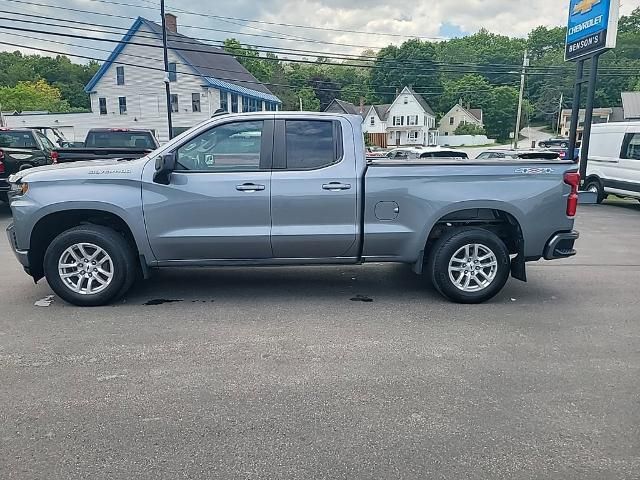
[142,118,274,261]
[270,118,358,259]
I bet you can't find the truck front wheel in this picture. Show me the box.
[43,225,137,306]
[428,228,510,304]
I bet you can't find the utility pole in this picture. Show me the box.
[556,92,564,136]
[513,49,528,149]
[299,97,303,111]
[160,0,173,140]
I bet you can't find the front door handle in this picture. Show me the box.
[322,182,352,191]
[236,183,266,192]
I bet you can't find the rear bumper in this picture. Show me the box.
[544,231,579,260]
[6,223,30,271]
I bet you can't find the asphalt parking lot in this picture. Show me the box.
[1,201,639,479]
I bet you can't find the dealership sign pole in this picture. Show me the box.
[565,0,619,189]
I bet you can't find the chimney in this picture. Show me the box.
[359,97,365,114]
[165,13,177,33]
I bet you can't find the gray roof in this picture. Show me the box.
[406,87,435,116]
[143,19,274,96]
[622,92,640,119]
[373,104,391,121]
[469,108,483,122]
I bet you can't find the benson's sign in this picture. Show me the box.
[565,0,620,61]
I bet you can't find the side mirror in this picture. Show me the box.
[153,152,176,185]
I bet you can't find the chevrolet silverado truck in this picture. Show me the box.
[6,112,580,306]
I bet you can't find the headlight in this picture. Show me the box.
[10,182,29,196]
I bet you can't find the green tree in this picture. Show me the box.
[0,79,70,112]
[484,86,520,142]
[223,39,274,83]
[297,86,320,111]
[455,123,486,135]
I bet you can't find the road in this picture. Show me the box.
[1,201,639,479]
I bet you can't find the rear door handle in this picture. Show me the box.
[322,182,352,191]
[236,183,266,192]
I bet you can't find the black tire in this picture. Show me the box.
[539,142,547,148]
[584,178,606,204]
[427,228,511,304]
[44,224,137,306]
[560,142,568,148]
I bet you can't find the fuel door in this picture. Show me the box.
[375,201,399,221]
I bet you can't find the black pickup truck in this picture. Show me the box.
[53,128,160,163]
[0,128,57,203]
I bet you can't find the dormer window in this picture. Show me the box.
[404,96,409,104]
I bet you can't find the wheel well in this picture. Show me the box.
[584,175,602,185]
[426,209,524,256]
[28,209,138,281]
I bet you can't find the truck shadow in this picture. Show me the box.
[125,264,442,305]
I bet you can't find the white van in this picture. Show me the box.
[585,121,640,203]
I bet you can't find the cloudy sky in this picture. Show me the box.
[1,0,639,62]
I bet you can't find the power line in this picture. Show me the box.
[0,38,517,99]
[62,0,449,41]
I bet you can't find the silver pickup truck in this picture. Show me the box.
[6,112,580,306]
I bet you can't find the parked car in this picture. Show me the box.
[476,149,561,160]
[366,146,387,159]
[6,112,579,306]
[538,137,569,149]
[387,146,468,159]
[0,128,57,203]
[53,128,160,163]
[583,121,640,203]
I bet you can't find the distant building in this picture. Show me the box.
[337,87,436,147]
[324,99,368,117]
[559,107,625,141]
[621,92,640,121]
[439,102,484,136]
[7,14,280,143]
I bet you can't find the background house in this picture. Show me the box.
[439,103,484,136]
[621,92,640,121]
[358,87,437,147]
[559,107,625,141]
[6,14,280,143]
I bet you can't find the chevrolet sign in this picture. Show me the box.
[565,0,619,61]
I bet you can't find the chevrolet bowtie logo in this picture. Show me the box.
[573,0,601,15]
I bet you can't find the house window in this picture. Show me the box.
[393,116,404,126]
[168,63,177,82]
[370,116,375,126]
[265,101,277,111]
[116,66,125,85]
[407,115,418,126]
[231,93,238,112]
[449,117,454,125]
[242,96,249,112]
[99,97,107,115]
[118,96,127,114]
[192,93,201,113]
[408,131,419,141]
[404,96,409,104]
[170,94,178,113]
[424,116,428,126]
[220,91,228,112]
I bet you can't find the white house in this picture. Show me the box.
[7,14,280,143]
[361,87,438,147]
[439,103,484,136]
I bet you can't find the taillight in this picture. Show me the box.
[0,159,4,174]
[564,171,580,217]
[50,151,59,164]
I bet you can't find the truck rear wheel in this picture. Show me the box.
[43,225,137,306]
[428,228,510,304]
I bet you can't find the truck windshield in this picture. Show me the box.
[0,131,36,148]
[85,131,156,149]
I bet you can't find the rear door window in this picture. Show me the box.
[284,120,341,170]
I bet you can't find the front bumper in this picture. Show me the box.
[6,223,30,271]
[544,231,579,260]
